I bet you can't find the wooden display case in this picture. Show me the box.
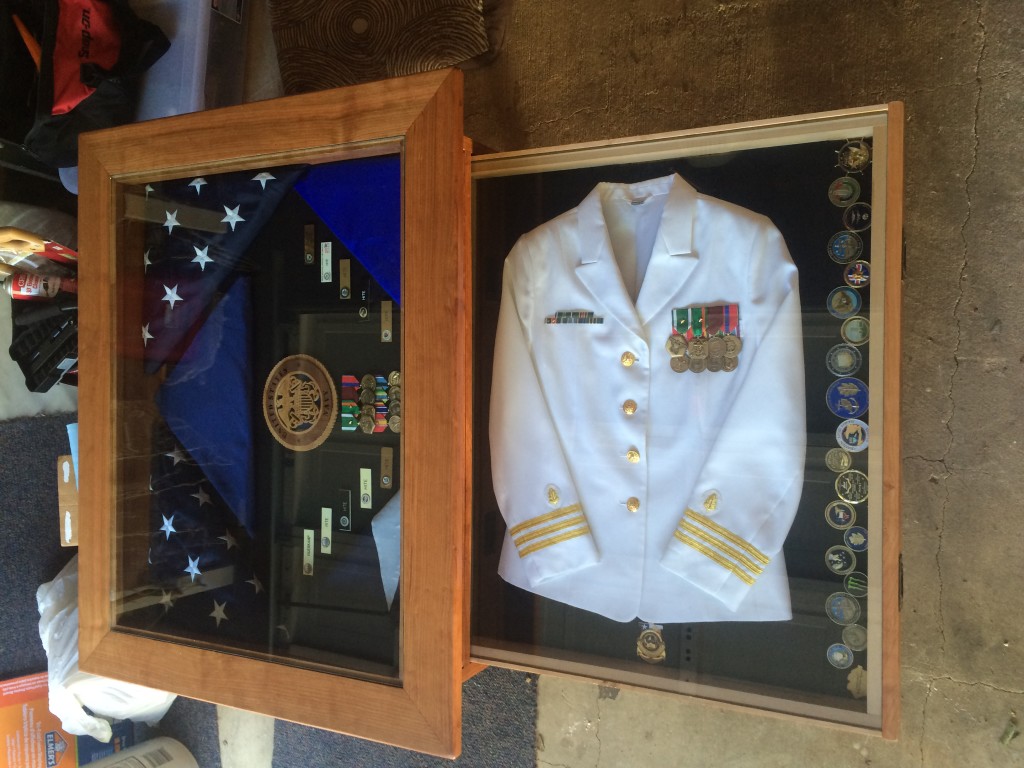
[78,69,471,758]
[470,104,903,738]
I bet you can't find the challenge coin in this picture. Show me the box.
[844,260,871,289]
[843,202,873,232]
[827,343,862,376]
[828,177,861,207]
[828,230,864,264]
[844,525,868,552]
[836,469,870,503]
[827,377,869,419]
[842,624,868,652]
[836,420,869,453]
[841,316,870,346]
[825,499,856,529]
[826,592,862,625]
[826,545,857,575]
[844,571,868,597]
[837,140,872,173]
[827,643,855,669]
[825,448,853,473]
[827,286,862,319]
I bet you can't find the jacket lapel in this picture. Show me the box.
[635,175,699,328]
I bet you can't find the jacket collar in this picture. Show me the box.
[575,173,699,330]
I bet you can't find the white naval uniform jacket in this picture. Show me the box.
[489,173,806,623]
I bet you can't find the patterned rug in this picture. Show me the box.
[268,0,491,93]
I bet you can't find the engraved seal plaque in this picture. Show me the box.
[263,354,338,451]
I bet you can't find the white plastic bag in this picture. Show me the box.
[36,555,177,742]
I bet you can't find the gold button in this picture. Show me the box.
[622,399,637,416]
[626,448,641,463]
[620,351,636,367]
[626,497,640,513]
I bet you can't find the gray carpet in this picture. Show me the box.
[0,414,77,680]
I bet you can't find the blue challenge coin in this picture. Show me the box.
[827,643,855,669]
[827,286,862,319]
[826,377,869,419]
[844,525,869,552]
[828,231,864,264]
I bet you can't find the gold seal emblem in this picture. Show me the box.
[637,627,666,664]
[263,354,338,451]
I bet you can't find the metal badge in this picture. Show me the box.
[844,260,871,289]
[688,338,709,360]
[722,356,739,372]
[842,624,868,652]
[706,356,723,372]
[837,140,872,173]
[827,643,855,669]
[844,525,868,552]
[841,316,870,346]
[387,370,402,387]
[827,377,869,419]
[826,593,862,627]
[670,355,690,373]
[263,354,338,451]
[636,625,666,664]
[827,286,862,319]
[688,356,707,373]
[825,499,856,529]
[836,418,869,453]
[836,469,870,504]
[723,334,743,358]
[828,177,861,208]
[827,343,862,377]
[707,336,726,358]
[828,230,864,264]
[843,202,873,232]
[665,333,687,357]
[826,545,857,575]
[825,448,853,473]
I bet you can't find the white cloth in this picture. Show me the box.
[489,174,806,623]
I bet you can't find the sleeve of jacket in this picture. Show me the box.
[659,220,806,611]
[489,238,600,587]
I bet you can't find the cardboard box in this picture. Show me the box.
[1,673,133,767]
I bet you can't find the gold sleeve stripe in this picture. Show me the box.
[518,525,591,558]
[508,503,583,537]
[675,531,756,586]
[685,508,770,565]
[679,520,764,576]
[513,513,586,548]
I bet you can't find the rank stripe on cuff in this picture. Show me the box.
[513,513,587,548]
[684,508,770,565]
[518,525,591,558]
[678,520,765,576]
[508,503,583,537]
[675,532,756,586]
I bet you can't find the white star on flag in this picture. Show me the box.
[247,574,264,594]
[164,210,179,234]
[145,184,154,198]
[144,249,152,272]
[142,323,154,347]
[191,245,213,270]
[221,205,245,231]
[160,514,177,540]
[184,554,202,583]
[252,172,276,189]
[219,529,238,550]
[165,445,185,465]
[210,600,229,627]
[188,177,207,194]
[162,283,182,309]
[192,486,212,507]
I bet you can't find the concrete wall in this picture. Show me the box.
[465,1,1024,765]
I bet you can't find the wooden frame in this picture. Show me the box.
[78,69,469,757]
[470,103,903,738]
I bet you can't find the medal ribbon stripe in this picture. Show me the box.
[678,520,765,576]
[684,508,770,565]
[674,532,756,586]
[508,503,583,537]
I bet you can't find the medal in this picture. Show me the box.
[722,356,739,372]
[706,356,723,372]
[826,377,869,419]
[828,177,861,207]
[825,592,862,626]
[844,260,871,288]
[825,448,853,473]
[836,469,869,503]
[843,202,873,232]
[827,643,855,669]
[665,333,687,356]
[828,230,864,264]
[837,140,872,173]
[825,499,856,529]
[841,316,870,346]
[827,286,862,319]
[670,355,690,373]
[836,420,869,453]
[689,356,707,373]
[825,545,857,575]
[826,343,862,377]
[842,625,867,652]
[688,338,709,360]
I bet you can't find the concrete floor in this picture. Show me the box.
[463,1,1023,766]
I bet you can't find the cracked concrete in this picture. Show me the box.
[466,0,1024,764]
